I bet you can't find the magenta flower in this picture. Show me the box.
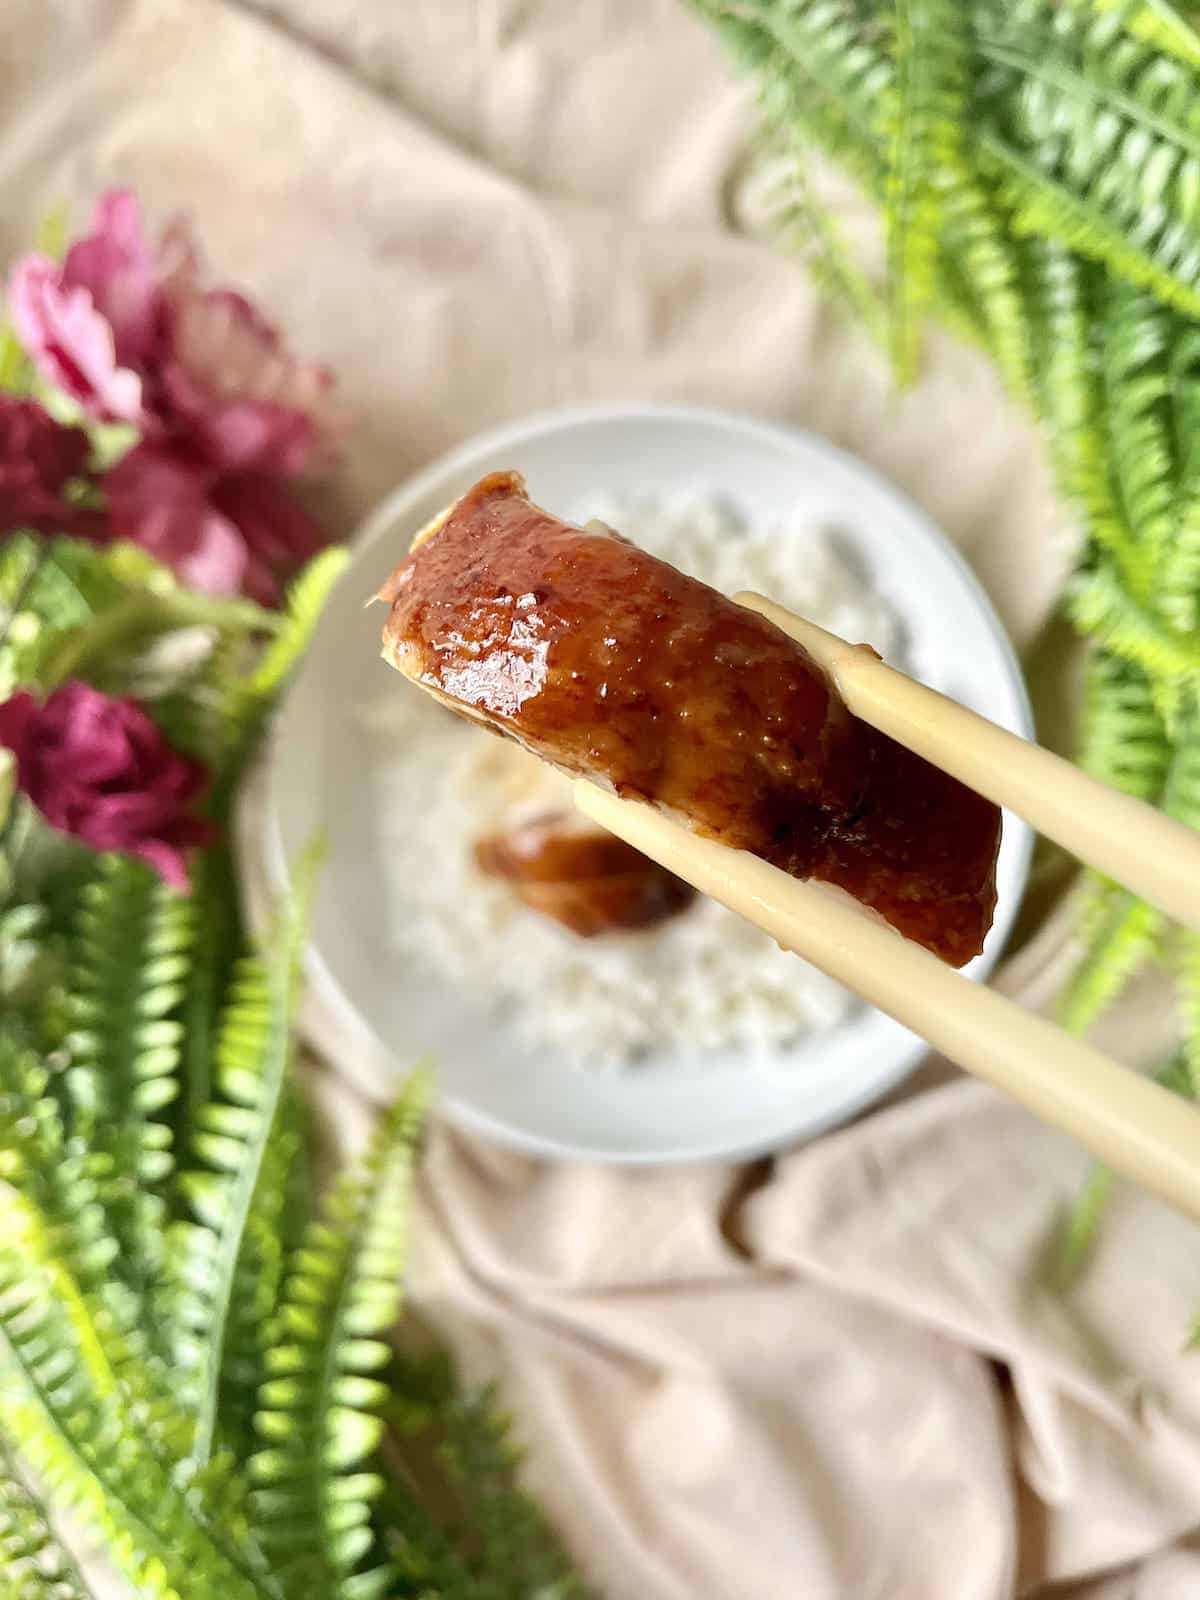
[7,189,344,597]
[104,441,326,603]
[8,190,343,469]
[0,395,107,540]
[162,279,341,476]
[0,681,215,891]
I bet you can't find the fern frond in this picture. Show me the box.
[376,1477,479,1597]
[1158,324,1200,632]
[219,1084,311,1459]
[694,0,890,194]
[1085,0,1200,68]
[0,1441,93,1600]
[250,1073,429,1600]
[0,901,57,1016]
[1068,564,1200,677]
[1098,279,1176,592]
[1161,684,1200,826]
[381,1349,590,1599]
[1078,649,1171,799]
[884,0,970,381]
[975,0,1200,315]
[61,856,191,1322]
[1055,1163,1116,1287]
[434,1376,589,1599]
[0,1037,123,1315]
[1020,243,1147,583]
[213,547,349,790]
[1162,494,1200,640]
[984,130,1200,319]
[172,839,324,1468]
[755,145,888,342]
[1059,890,1163,1032]
[937,171,1035,400]
[0,1184,272,1600]
[177,841,243,1132]
[0,1036,195,1467]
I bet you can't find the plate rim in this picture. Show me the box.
[253,401,1036,1164]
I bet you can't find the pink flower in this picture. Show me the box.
[162,284,341,475]
[104,440,326,604]
[8,192,157,423]
[0,681,214,891]
[7,190,343,471]
[0,395,108,540]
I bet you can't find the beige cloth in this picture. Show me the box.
[6,3,1200,1597]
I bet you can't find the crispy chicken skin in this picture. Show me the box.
[377,471,1001,965]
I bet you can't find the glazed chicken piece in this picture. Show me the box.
[376,471,1001,966]
[474,808,694,937]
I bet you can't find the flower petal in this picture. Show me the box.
[62,188,161,367]
[8,255,145,423]
[0,681,214,891]
[163,282,344,473]
[104,441,248,595]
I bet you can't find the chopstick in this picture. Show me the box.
[738,592,1200,933]
[571,594,1200,1220]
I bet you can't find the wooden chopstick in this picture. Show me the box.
[571,593,1200,1216]
[737,592,1200,932]
[574,780,1200,1219]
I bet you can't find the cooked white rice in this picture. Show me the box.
[363,493,906,1067]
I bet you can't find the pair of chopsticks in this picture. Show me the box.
[574,593,1200,1220]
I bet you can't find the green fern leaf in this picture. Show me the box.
[1068,564,1200,677]
[1098,278,1176,591]
[172,839,324,1468]
[0,1440,93,1600]
[1158,325,1200,632]
[1162,490,1200,638]
[1086,0,1200,67]
[176,841,243,1133]
[376,1477,479,1596]
[1161,684,1200,827]
[1059,889,1163,1033]
[975,0,1200,315]
[693,0,890,195]
[984,130,1200,319]
[380,1349,590,1599]
[1055,1163,1116,1287]
[61,857,192,1324]
[1021,244,1149,586]
[0,1036,195,1467]
[219,1084,311,1459]
[753,143,888,343]
[1078,649,1171,799]
[884,0,970,381]
[937,171,1035,400]
[0,1183,273,1600]
[249,1072,429,1600]
[434,1379,590,1599]
[213,547,349,790]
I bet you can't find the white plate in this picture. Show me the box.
[254,404,1034,1164]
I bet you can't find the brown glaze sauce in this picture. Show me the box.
[379,472,1001,966]
[474,811,695,938]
